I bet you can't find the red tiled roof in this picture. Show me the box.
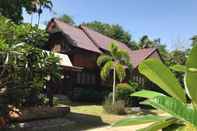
[51,19,101,53]
[80,26,157,68]
[80,26,132,54]
[129,48,157,68]
[47,18,158,68]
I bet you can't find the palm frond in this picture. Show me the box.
[97,54,112,66]
[117,50,130,63]
[108,42,118,58]
[115,63,126,82]
[100,61,114,80]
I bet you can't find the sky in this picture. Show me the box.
[23,0,197,50]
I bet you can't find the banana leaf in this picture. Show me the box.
[112,114,169,127]
[131,90,164,99]
[143,95,197,128]
[138,59,186,103]
[138,117,177,131]
[185,45,197,106]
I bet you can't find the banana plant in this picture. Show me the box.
[112,45,197,131]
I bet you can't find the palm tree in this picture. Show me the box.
[28,0,53,26]
[97,43,131,104]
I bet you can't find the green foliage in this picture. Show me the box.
[0,16,61,117]
[97,54,112,66]
[170,65,186,73]
[113,45,197,130]
[0,16,48,48]
[131,90,164,99]
[143,96,197,127]
[116,82,138,105]
[170,50,187,65]
[59,14,75,25]
[138,59,186,102]
[112,115,169,127]
[114,63,126,82]
[97,43,131,104]
[0,0,52,24]
[191,35,197,47]
[100,61,113,80]
[185,45,197,106]
[98,43,131,82]
[138,118,177,131]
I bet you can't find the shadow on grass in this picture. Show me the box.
[70,102,102,107]
[66,112,109,131]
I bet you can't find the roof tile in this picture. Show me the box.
[53,19,101,53]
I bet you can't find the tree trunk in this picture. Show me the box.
[37,13,40,26]
[112,67,116,104]
[31,14,33,25]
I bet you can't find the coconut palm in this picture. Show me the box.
[27,0,52,25]
[97,43,131,104]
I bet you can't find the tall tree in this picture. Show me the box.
[138,35,170,64]
[0,0,52,24]
[97,43,131,104]
[59,14,75,25]
[191,35,197,47]
[170,50,186,65]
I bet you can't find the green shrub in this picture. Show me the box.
[0,16,62,117]
[116,82,138,105]
[103,97,126,115]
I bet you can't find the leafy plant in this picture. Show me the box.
[0,16,62,120]
[0,0,52,24]
[112,45,197,130]
[97,43,131,104]
[116,82,138,105]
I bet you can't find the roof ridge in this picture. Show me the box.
[79,25,102,51]
[79,25,134,53]
[47,18,101,53]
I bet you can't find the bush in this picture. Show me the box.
[0,16,62,118]
[116,82,138,105]
[103,97,126,115]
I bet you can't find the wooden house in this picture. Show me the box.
[46,18,161,100]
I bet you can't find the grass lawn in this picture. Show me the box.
[62,103,164,131]
[71,104,127,124]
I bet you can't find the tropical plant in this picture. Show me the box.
[0,0,52,24]
[116,81,138,105]
[97,43,131,104]
[191,35,197,47]
[0,16,62,120]
[112,45,197,130]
